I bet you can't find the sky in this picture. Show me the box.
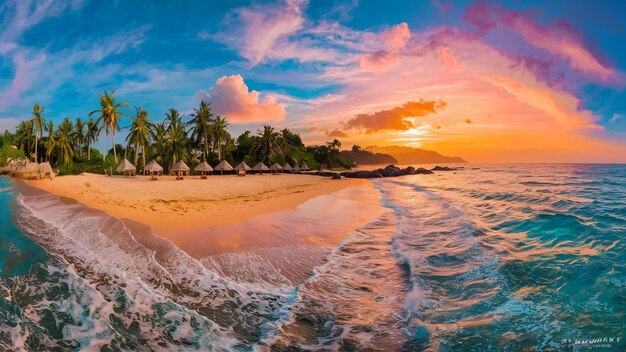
[1,0,626,163]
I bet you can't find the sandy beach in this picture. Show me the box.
[28,173,368,235]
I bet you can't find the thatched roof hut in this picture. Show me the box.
[116,159,136,176]
[234,161,251,171]
[195,161,213,179]
[214,160,233,175]
[253,162,269,174]
[293,165,300,172]
[269,163,283,174]
[144,160,163,173]
[144,160,163,180]
[300,162,310,171]
[171,160,190,180]
[282,163,294,172]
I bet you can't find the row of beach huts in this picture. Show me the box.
[115,158,311,180]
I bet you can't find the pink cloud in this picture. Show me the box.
[463,2,614,81]
[199,75,286,123]
[237,0,304,65]
[223,0,342,66]
[437,47,461,71]
[0,53,45,111]
[356,22,411,72]
[381,23,411,50]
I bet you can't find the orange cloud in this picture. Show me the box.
[201,75,286,123]
[342,100,447,133]
[325,129,348,138]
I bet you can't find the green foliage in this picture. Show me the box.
[57,158,105,175]
[5,90,350,173]
[0,145,25,166]
[306,144,354,170]
[0,130,14,147]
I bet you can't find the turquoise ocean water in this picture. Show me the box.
[0,164,624,351]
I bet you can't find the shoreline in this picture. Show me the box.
[25,173,371,242]
[12,174,384,275]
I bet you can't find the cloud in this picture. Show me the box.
[463,2,614,81]
[0,0,83,44]
[342,100,447,133]
[380,23,411,50]
[0,53,45,110]
[609,113,624,123]
[198,75,286,123]
[432,1,452,13]
[355,22,411,72]
[325,129,348,138]
[216,0,343,66]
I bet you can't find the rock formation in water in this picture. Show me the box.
[308,164,447,179]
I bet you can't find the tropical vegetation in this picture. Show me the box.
[0,90,356,173]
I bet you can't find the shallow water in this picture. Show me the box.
[1,164,625,350]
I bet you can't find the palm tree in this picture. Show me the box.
[85,117,99,160]
[75,118,84,159]
[149,121,168,163]
[126,106,153,172]
[327,138,342,151]
[252,125,280,163]
[188,101,213,161]
[32,104,45,162]
[89,89,129,164]
[45,120,54,162]
[212,115,230,161]
[164,117,188,170]
[164,107,182,132]
[53,118,74,165]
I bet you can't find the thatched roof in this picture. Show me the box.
[234,161,251,171]
[171,160,190,171]
[269,163,283,171]
[144,160,163,173]
[253,162,269,171]
[214,160,233,171]
[195,161,213,172]
[282,163,293,171]
[300,162,310,171]
[293,165,300,172]
[116,159,136,172]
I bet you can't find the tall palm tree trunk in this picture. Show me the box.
[134,142,139,166]
[87,141,91,160]
[142,147,146,175]
[112,131,117,164]
[34,136,38,162]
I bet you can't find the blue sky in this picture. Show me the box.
[1,0,625,162]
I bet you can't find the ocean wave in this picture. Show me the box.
[14,191,296,348]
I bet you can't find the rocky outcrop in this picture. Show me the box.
[431,166,463,171]
[0,159,55,180]
[339,164,434,179]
